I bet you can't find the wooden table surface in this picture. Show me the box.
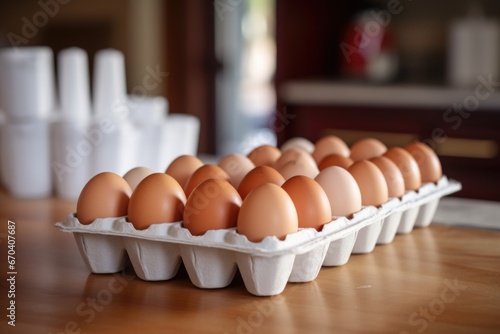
[0,190,499,334]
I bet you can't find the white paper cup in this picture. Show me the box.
[51,120,93,201]
[128,96,169,171]
[89,118,139,177]
[128,95,168,125]
[162,114,200,168]
[58,48,91,123]
[134,122,165,171]
[93,49,128,120]
[0,121,52,197]
[0,47,56,121]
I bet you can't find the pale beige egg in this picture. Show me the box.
[274,148,316,171]
[315,166,362,217]
[123,166,155,190]
[280,137,315,153]
[218,153,255,188]
[278,159,319,180]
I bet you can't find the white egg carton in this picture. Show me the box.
[55,176,461,296]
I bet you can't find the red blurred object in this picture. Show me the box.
[339,10,398,82]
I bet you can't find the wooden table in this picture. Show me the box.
[1,190,499,334]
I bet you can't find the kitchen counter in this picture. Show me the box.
[0,190,499,333]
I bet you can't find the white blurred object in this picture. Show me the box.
[448,4,500,87]
[237,128,277,155]
[58,48,91,123]
[433,197,500,230]
[51,121,91,200]
[1,121,52,197]
[90,49,138,177]
[128,95,167,125]
[128,96,168,171]
[0,46,200,199]
[127,96,200,171]
[52,48,92,200]
[161,114,200,169]
[280,137,314,153]
[90,117,139,177]
[0,47,55,197]
[93,49,128,120]
[0,47,56,121]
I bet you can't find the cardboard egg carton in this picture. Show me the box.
[55,176,461,296]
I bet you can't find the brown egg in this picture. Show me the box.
[370,157,405,198]
[238,166,285,199]
[318,154,354,170]
[278,159,319,180]
[312,135,350,164]
[237,183,298,242]
[123,166,155,190]
[165,155,204,190]
[273,148,315,170]
[184,164,231,197]
[405,142,442,183]
[280,137,315,153]
[315,166,362,217]
[218,153,255,188]
[282,176,332,230]
[350,138,387,161]
[383,147,422,191]
[76,172,132,225]
[247,145,281,167]
[348,160,389,207]
[128,173,186,230]
[183,179,242,235]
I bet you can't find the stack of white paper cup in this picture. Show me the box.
[0,46,200,199]
[0,47,55,197]
[0,47,55,121]
[91,49,139,177]
[128,95,169,171]
[51,48,92,201]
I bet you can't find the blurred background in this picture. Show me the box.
[0,0,499,200]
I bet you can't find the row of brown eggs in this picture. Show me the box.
[76,136,442,243]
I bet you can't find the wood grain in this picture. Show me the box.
[0,190,499,333]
